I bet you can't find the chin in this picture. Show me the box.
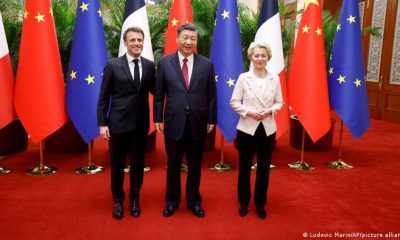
[255,65,265,69]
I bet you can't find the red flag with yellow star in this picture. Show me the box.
[14,0,67,142]
[164,0,194,54]
[288,0,330,142]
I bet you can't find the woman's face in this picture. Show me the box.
[250,47,269,70]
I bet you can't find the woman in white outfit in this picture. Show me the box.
[230,41,283,219]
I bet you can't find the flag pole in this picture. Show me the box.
[288,129,315,170]
[26,140,57,176]
[76,141,104,174]
[0,156,10,175]
[209,135,234,172]
[327,120,353,169]
[0,166,10,175]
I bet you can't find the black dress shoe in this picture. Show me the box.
[112,202,123,219]
[256,206,267,219]
[163,205,178,217]
[188,205,205,217]
[239,205,248,217]
[130,199,141,217]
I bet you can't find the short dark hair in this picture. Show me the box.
[177,23,198,37]
[123,27,144,41]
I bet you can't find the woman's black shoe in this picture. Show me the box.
[239,205,248,217]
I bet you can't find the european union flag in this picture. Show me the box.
[328,0,370,139]
[66,0,108,143]
[210,0,244,142]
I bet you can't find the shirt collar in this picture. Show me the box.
[126,53,140,64]
[177,51,194,64]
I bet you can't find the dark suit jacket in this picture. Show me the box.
[97,54,156,135]
[154,52,217,140]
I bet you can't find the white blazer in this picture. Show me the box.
[230,71,283,136]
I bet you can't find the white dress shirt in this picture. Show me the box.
[177,52,194,85]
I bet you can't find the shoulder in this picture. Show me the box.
[235,72,251,86]
[195,54,212,65]
[157,54,174,68]
[105,57,122,69]
[141,56,155,67]
[160,53,175,62]
[140,56,152,63]
[238,71,252,80]
[109,57,121,64]
[266,71,279,83]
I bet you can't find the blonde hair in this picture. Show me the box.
[247,41,272,60]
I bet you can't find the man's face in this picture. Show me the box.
[176,29,198,57]
[124,31,144,58]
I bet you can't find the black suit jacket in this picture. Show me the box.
[97,54,156,135]
[154,52,217,140]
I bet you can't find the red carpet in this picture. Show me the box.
[1,118,400,240]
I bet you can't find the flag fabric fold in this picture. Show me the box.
[328,0,370,139]
[255,0,289,139]
[14,0,67,142]
[164,0,194,55]
[0,12,16,129]
[66,0,108,143]
[118,0,153,60]
[288,0,331,142]
[210,0,244,142]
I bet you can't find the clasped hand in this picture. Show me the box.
[247,109,272,121]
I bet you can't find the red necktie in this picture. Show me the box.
[182,58,189,88]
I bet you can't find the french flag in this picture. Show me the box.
[118,0,153,61]
[254,0,289,139]
[0,12,16,129]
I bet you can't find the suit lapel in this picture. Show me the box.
[120,54,136,91]
[245,74,266,107]
[189,54,199,90]
[171,52,189,90]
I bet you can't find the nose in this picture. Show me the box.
[186,38,194,44]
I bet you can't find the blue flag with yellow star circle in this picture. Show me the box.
[328,0,370,139]
[210,0,244,142]
[66,0,108,143]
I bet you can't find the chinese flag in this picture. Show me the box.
[14,0,67,143]
[164,0,194,54]
[0,12,16,129]
[288,0,330,142]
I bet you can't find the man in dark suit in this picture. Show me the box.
[97,27,155,219]
[154,23,217,218]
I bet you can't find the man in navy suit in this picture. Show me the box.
[97,27,155,219]
[154,23,217,218]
